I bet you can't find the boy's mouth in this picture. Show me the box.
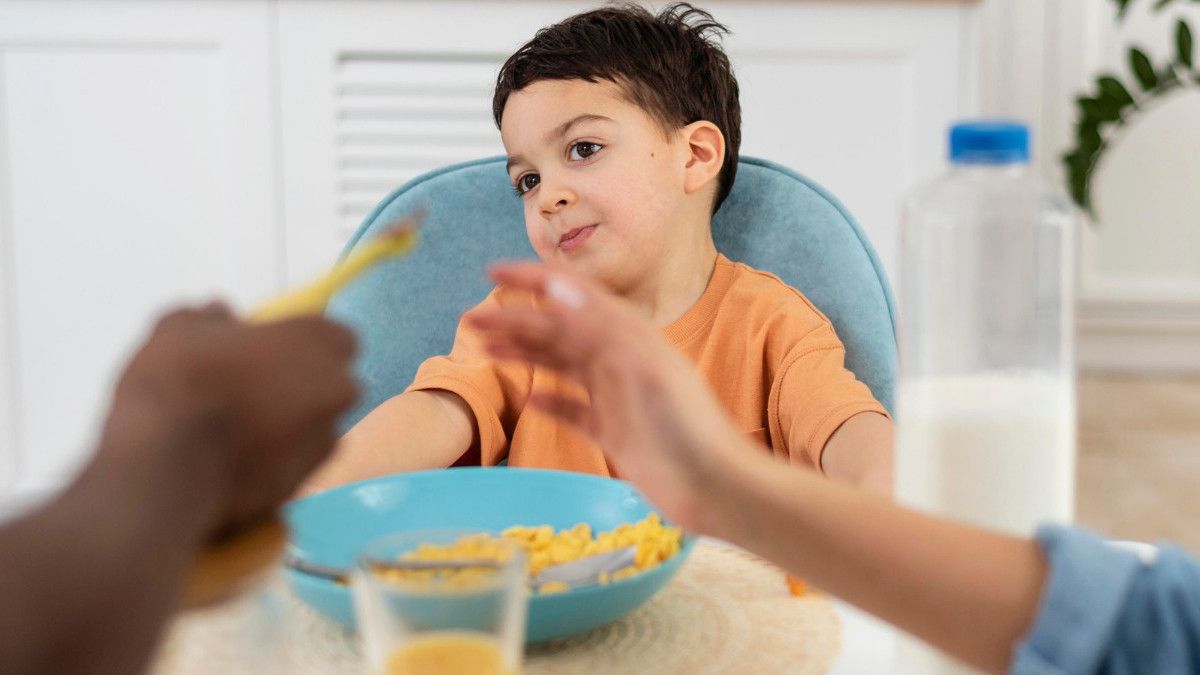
[558,224,598,253]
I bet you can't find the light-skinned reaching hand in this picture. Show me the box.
[468,262,1048,675]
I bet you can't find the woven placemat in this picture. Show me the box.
[152,540,841,675]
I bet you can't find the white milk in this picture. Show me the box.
[896,371,1075,535]
[893,371,1075,675]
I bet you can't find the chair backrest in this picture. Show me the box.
[329,156,896,431]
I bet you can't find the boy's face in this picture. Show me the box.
[500,79,692,291]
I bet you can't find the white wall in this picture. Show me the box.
[0,1,282,507]
[979,0,1200,373]
[0,0,977,507]
[276,0,972,287]
[16,0,1194,511]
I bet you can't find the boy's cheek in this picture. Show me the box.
[524,225,557,261]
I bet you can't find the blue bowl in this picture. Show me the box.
[285,467,694,643]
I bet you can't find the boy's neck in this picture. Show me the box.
[623,230,719,328]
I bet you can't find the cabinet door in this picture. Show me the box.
[0,0,279,505]
[717,2,973,283]
[278,1,975,285]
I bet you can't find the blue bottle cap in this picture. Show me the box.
[949,121,1030,165]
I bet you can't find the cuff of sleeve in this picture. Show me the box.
[406,375,508,466]
[808,402,891,471]
[1009,524,1143,675]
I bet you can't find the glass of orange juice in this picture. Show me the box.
[351,530,527,675]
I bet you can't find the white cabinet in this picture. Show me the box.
[0,0,977,507]
[0,1,280,502]
[276,1,594,283]
[277,1,975,285]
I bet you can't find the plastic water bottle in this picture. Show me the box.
[893,122,1077,675]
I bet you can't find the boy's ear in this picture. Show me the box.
[681,121,725,197]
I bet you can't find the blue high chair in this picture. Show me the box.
[328,155,897,431]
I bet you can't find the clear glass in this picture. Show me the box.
[896,161,1078,537]
[352,530,528,675]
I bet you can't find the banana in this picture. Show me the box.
[183,217,419,608]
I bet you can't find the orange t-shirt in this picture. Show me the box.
[406,254,888,476]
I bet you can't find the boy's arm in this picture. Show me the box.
[299,389,476,494]
[772,337,893,495]
[821,411,894,496]
[297,286,530,496]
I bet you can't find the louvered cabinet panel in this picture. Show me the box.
[277,1,593,285]
[334,57,505,233]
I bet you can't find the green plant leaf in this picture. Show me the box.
[1154,0,1174,10]
[1097,97,1122,121]
[1114,0,1133,20]
[1077,122,1103,153]
[1065,156,1093,214]
[1158,65,1181,92]
[1130,47,1159,89]
[1097,75,1137,109]
[1063,144,1100,216]
[1064,149,1091,177]
[1177,19,1194,68]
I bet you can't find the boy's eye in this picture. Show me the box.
[514,173,540,196]
[568,141,603,161]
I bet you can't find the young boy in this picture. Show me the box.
[304,3,893,495]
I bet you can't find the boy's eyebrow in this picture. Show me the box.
[544,113,613,144]
[506,113,614,175]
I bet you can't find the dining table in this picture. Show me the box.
[152,538,902,674]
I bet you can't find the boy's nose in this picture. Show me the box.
[538,182,576,216]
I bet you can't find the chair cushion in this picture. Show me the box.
[328,156,896,431]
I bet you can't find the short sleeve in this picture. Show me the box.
[406,287,533,465]
[770,323,889,468]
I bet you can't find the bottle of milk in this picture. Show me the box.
[893,122,1078,674]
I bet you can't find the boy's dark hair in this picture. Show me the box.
[493,3,741,213]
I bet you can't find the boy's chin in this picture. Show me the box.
[549,251,614,283]
[581,261,645,295]
[538,247,634,292]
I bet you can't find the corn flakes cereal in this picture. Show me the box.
[395,514,682,594]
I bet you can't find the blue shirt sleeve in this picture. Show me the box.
[1010,524,1200,675]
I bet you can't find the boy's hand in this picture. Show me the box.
[96,303,359,537]
[468,263,748,534]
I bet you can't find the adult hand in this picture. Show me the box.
[96,302,359,537]
[468,263,747,533]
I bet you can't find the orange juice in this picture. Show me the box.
[382,632,516,675]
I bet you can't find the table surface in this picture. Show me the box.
[153,539,902,674]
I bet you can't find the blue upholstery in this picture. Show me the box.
[328,156,896,432]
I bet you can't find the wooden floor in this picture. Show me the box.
[1077,374,1200,552]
